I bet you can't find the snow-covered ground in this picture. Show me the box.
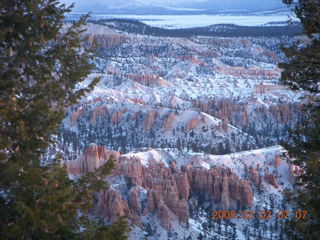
[60,23,304,239]
[88,14,297,29]
[121,146,293,240]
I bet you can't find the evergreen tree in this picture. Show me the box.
[279,1,320,239]
[0,0,128,239]
[197,233,204,240]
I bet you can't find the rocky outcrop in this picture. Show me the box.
[111,108,127,125]
[289,164,302,182]
[173,172,190,200]
[129,187,142,226]
[264,172,279,188]
[86,34,127,50]
[56,25,307,239]
[91,106,108,124]
[186,166,253,210]
[64,99,258,155]
[158,202,172,229]
[147,190,156,213]
[68,146,254,229]
[114,156,144,185]
[185,115,208,132]
[64,27,305,156]
[130,98,146,105]
[162,113,176,132]
[96,189,131,222]
[129,187,141,213]
[169,96,183,109]
[221,173,231,209]
[250,167,261,187]
[186,117,202,132]
[275,155,282,167]
[70,108,85,125]
[193,98,303,146]
[67,144,120,175]
[144,111,158,130]
[241,180,254,208]
[290,164,301,176]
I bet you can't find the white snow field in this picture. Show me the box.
[89,14,297,29]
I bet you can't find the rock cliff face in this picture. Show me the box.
[193,99,303,146]
[86,33,127,50]
[250,167,261,187]
[111,108,128,125]
[91,106,108,124]
[62,103,257,155]
[61,26,304,157]
[162,113,176,132]
[186,117,204,132]
[58,23,303,239]
[144,111,158,130]
[67,144,120,175]
[264,172,279,188]
[96,189,131,222]
[274,155,282,167]
[68,144,254,229]
[70,108,85,125]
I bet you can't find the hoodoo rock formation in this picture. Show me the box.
[70,107,85,125]
[56,22,304,239]
[67,144,120,175]
[162,113,176,132]
[144,111,158,130]
[274,155,282,167]
[193,99,302,146]
[264,172,279,188]
[67,144,254,229]
[250,167,261,187]
[91,106,108,124]
[86,33,127,50]
[111,109,127,125]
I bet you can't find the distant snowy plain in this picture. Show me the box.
[88,14,297,29]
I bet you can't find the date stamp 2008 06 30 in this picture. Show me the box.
[210,210,308,220]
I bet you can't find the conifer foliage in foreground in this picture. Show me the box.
[280,0,320,239]
[0,0,128,239]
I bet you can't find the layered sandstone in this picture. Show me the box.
[250,167,261,187]
[111,108,127,125]
[144,111,158,130]
[68,145,254,229]
[67,144,120,175]
[70,108,85,125]
[162,113,176,132]
[91,106,108,124]
[86,34,127,50]
[185,114,208,132]
[264,172,279,188]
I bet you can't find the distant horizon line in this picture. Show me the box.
[65,5,292,15]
